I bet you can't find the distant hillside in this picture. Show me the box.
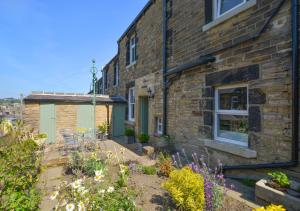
[0,98,20,104]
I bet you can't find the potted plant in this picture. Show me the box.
[98,122,108,139]
[255,171,300,211]
[137,133,149,152]
[125,128,135,144]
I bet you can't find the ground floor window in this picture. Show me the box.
[155,117,163,135]
[128,87,135,121]
[214,84,248,146]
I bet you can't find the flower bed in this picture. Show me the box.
[255,179,300,211]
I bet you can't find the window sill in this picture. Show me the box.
[126,62,137,69]
[125,120,135,126]
[204,139,257,159]
[202,0,256,32]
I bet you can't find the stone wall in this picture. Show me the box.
[103,0,300,179]
[23,102,40,133]
[166,0,300,178]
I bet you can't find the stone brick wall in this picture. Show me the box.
[165,0,300,178]
[23,103,40,133]
[102,0,300,179]
[104,0,164,137]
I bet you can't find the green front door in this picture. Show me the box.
[40,104,56,144]
[77,104,94,130]
[112,104,126,137]
[140,97,149,134]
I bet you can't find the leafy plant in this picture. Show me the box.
[0,139,42,210]
[254,204,286,211]
[0,119,13,136]
[162,167,205,211]
[268,172,290,188]
[157,152,174,177]
[36,133,47,139]
[98,122,108,134]
[142,165,157,175]
[65,152,106,177]
[124,128,135,137]
[53,170,136,210]
[138,133,149,143]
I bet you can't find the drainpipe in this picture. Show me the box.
[162,0,168,135]
[223,0,299,171]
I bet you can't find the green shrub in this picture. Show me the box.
[98,122,108,134]
[138,133,149,143]
[83,158,106,177]
[142,165,157,175]
[65,152,106,177]
[157,152,174,177]
[162,167,205,211]
[268,171,290,188]
[124,128,135,136]
[0,139,41,210]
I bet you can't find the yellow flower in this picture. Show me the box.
[253,204,286,211]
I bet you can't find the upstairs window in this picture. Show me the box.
[103,69,108,90]
[214,0,247,17]
[130,37,137,64]
[113,62,119,86]
[128,87,135,121]
[214,85,248,146]
[126,35,137,66]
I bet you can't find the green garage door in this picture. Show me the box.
[77,105,94,130]
[40,104,56,144]
[112,104,126,137]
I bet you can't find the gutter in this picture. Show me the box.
[162,0,168,135]
[223,0,299,171]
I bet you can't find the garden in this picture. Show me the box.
[0,119,296,211]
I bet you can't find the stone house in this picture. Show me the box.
[96,0,300,179]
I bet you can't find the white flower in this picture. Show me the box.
[95,169,104,177]
[66,203,75,211]
[78,201,86,211]
[107,186,115,193]
[50,191,59,200]
[99,189,105,196]
[71,179,83,189]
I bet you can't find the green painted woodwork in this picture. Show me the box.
[40,104,56,144]
[140,97,149,134]
[112,104,126,137]
[77,104,94,130]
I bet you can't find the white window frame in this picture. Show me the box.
[156,117,163,135]
[214,0,247,19]
[130,37,136,64]
[114,62,119,87]
[214,84,249,147]
[128,87,135,122]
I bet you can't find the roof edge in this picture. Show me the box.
[117,0,153,43]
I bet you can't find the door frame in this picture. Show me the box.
[139,96,149,135]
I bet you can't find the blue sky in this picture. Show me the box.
[0,0,148,98]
